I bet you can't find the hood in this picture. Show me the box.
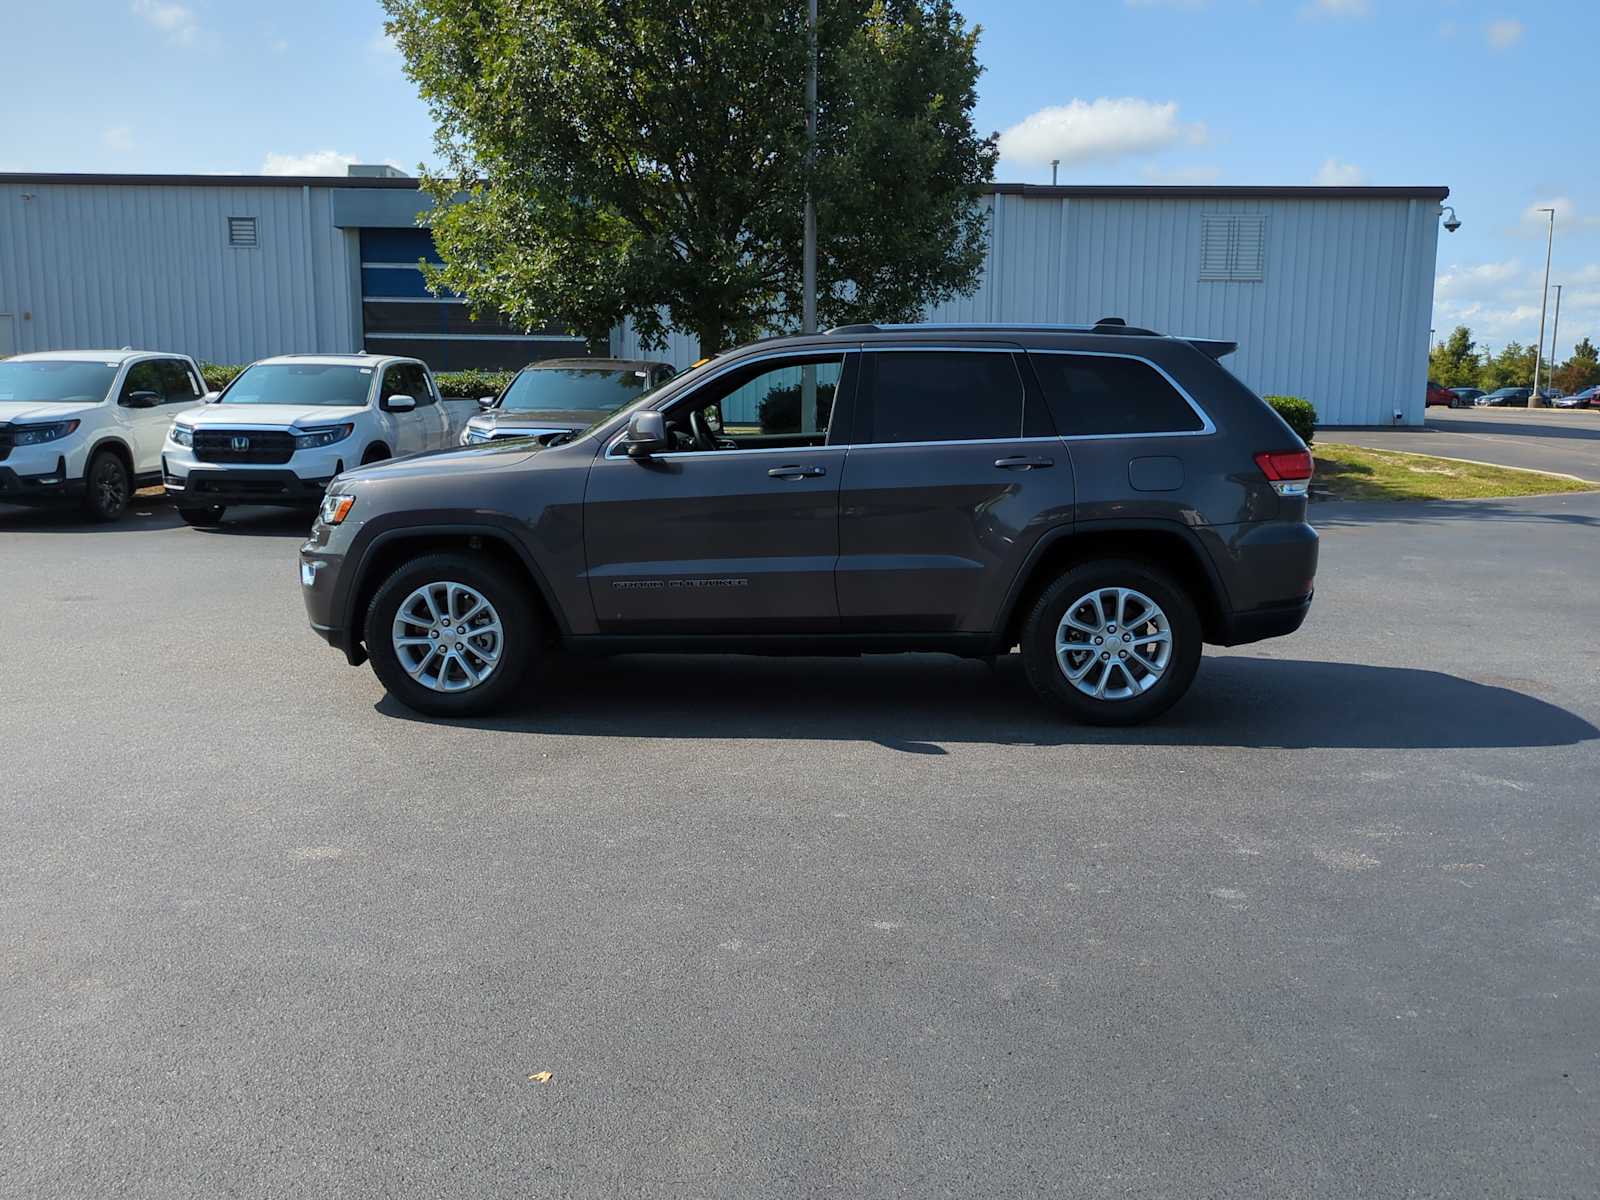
[0,400,103,424]
[182,403,368,429]
[333,437,541,485]
[469,407,608,434]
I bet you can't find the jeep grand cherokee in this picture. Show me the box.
[299,321,1318,725]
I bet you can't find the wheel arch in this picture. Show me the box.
[998,521,1231,649]
[361,442,392,464]
[343,522,566,662]
[85,436,136,476]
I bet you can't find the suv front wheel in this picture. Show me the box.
[366,553,536,717]
[1021,560,1202,725]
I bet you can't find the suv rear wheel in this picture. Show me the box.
[366,553,535,717]
[1021,560,1202,725]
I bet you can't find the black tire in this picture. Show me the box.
[80,450,130,522]
[178,504,226,527]
[361,445,391,465]
[365,552,537,717]
[1020,559,1203,726]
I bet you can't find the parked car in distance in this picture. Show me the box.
[1449,387,1485,406]
[163,354,469,526]
[0,349,207,521]
[1477,387,1531,407]
[301,320,1319,726]
[1426,380,1458,408]
[1551,386,1598,409]
[459,357,676,445]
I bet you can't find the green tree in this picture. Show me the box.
[1428,325,1478,388]
[1479,341,1536,391]
[384,0,998,354]
[1554,336,1600,394]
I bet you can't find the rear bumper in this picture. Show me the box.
[1216,594,1313,646]
[0,459,84,504]
[165,464,332,507]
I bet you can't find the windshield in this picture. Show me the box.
[220,363,374,407]
[500,366,660,414]
[0,360,118,403]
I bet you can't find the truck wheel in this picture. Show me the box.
[1020,560,1202,726]
[81,450,130,522]
[366,552,535,717]
[178,504,226,527]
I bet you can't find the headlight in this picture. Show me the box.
[293,423,355,450]
[13,420,80,446]
[170,423,194,448]
[319,493,356,526]
[466,427,493,444]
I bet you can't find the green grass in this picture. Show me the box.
[1314,443,1598,502]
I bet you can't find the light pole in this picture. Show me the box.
[1531,206,1555,405]
[800,0,818,432]
[1549,284,1563,392]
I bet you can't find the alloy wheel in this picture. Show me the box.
[391,581,504,693]
[1054,586,1173,701]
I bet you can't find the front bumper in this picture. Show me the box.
[300,536,365,664]
[0,458,83,504]
[165,463,334,507]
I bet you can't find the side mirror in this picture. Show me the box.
[123,391,162,409]
[623,410,667,459]
[477,395,497,411]
[383,394,416,413]
[202,390,221,404]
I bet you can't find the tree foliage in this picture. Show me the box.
[1554,336,1600,394]
[1427,326,1478,389]
[384,0,998,354]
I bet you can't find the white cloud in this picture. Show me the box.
[1522,197,1600,230]
[131,0,199,46]
[998,98,1207,167]
[102,126,134,153]
[1314,158,1366,186]
[1301,0,1370,18]
[1140,164,1223,184]
[1434,259,1521,301]
[271,38,289,53]
[260,150,406,177]
[1486,18,1524,50]
[1433,257,1600,357]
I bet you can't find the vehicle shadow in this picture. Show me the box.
[1312,495,1600,530]
[375,653,1598,752]
[1425,414,1600,442]
[0,498,310,537]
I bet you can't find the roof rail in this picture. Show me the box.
[823,319,1163,337]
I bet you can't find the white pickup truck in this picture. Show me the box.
[162,353,474,526]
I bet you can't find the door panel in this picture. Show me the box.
[584,447,844,633]
[837,439,1072,632]
[117,360,173,470]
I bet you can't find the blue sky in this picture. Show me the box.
[5,0,1597,358]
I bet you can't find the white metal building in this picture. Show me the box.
[1,174,1448,424]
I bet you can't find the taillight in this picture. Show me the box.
[1254,450,1313,497]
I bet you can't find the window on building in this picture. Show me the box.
[1200,214,1265,282]
[227,217,257,248]
[855,351,1025,445]
[1030,353,1206,437]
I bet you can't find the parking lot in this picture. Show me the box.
[3,489,1598,1197]
[1336,405,1600,481]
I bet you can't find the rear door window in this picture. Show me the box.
[1031,353,1206,437]
[854,350,1025,444]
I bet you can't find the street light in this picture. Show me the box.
[1549,284,1563,393]
[1531,207,1556,406]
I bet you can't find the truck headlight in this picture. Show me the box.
[170,422,194,448]
[319,493,356,526]
[293,423,355,450]
[13,419,80,446]
[466,426,493,444]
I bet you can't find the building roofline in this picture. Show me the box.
[988,182,1451,201]
[0,173,1449,202]
[0,172,422,189]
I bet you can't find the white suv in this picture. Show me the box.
[163,354,467,526]
[0,349,207,521]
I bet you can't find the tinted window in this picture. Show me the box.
[158,359,202,403]
[402,363,435,405]
[120,361,165,401]
[1031,353,1205,436]
[856,351,1024,444]
[222,364,374,407]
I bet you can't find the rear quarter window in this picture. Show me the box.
[1030,353,1206,437]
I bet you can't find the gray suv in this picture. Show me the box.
[300,321,1318,725]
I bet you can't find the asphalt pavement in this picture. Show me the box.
[1330,405,1600,480]
[2,491,1597,1198]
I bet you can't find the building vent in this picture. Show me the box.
[1200,214,1265,282]
[227,217,258,248]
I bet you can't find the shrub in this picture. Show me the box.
[755,382,836,434]
[435,369,516,399]
[1264,394,1316,446]
[199,362,245,392]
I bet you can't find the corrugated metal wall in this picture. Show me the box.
[617,192,1440,426]
[0,181,358,364]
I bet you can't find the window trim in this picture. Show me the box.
[1026,348,1217,440]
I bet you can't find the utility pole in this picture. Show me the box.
[800,0,819,431]
[1531,207,1555,405]
[1549,284,1563,392]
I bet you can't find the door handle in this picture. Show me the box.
[769,464,826,479]
[994,455,1054,470]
